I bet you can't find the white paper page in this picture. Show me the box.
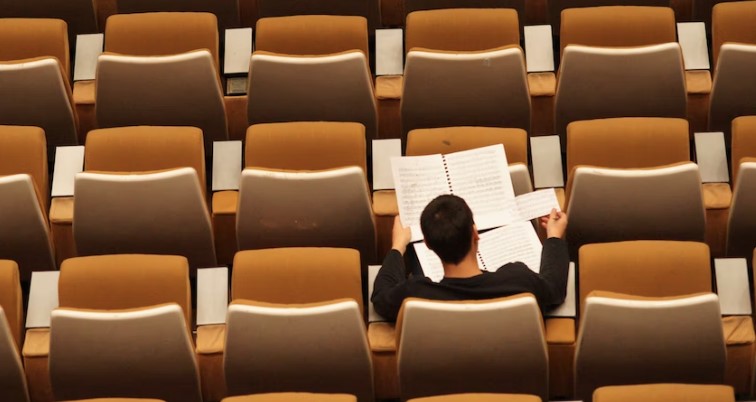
[51,146,85,197]
[224,28,253,75]
[515,188,561,221]
[695,132,729,183]
[530,136,564,188]
[477,221,543,273]
[372,139,402,190]
[546,262,576,317]
[677,22,710,70]
[375,29,404,76]
[413,241,445,282]
[391,154,449,239]
[524,25,555,73]
[26,271,60,328]
[73,34,103,81]
[715,258,752,315]
[444,145,519,230]
[196,267,229,325]
[368,265,388,322]
[212,141,243,191]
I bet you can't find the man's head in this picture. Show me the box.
[420,194,476,264]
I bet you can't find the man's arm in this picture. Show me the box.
[535,209,570,307]
[371,217,413,321]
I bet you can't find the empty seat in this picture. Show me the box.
[0,125,49,210]
[115,0,240,31]
[593,384,735,402]
[722,117,756,257]
[224,300,373,401]
[0,261,22,348]
[709,43,756,138]
[408,395,541,402]
[404,0,525,27]
[397,295,548,401]
[255,15,368,58]
[49,304,202,402]
[0,18,70,77]
[255,0,379,31]
[0,1,97,44]
[731,116,756,183]
[711,1,756,72]
[222,394,356,402]
[726,159,756,257]
[0,260,28,402]
[575,292,726,401]
[405,9,519,52]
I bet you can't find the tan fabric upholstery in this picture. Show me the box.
[232,248,363,313]
[58,254,192,328]
[0,18,69,77]
[85,126,206,193]
[256,16,368,58]
[545,318,575,398]
[245,122,367,173]
[575,292,726,401]
[0,57,77,151]
[405,9,519,52]
[223,394,356,402]
[21,328,53,401]
[408,395,541,402]
[49,304,201,401]
[115,0,240,32]
[195,324,226,401]
[712,1,756,68]
[237,167,376,265]
[407,127,528,165]
[397,295,547,401]
[255,0,379,31]
[555,43,686,141]
[224,300,373,402]
[404,0,526,27]
[726,159,756,257]
[565,163,706,257]
[0,0,97,45]
[401,46,530,140]
[593,384,735,402]
[0,125,48,208]
[104,12,219,71]
[731,116,756,185]
[0,174,56,279]
[95,50,228,150]
[0,306,29,402]
[73,168,217,269]
[709,44,756,136]
[0,261,22,349]
[367,322,399,399]
[247,51,377,140]
[560,6,676,56]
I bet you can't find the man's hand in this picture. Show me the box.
[392,216,412,255]
[539,208,567,239]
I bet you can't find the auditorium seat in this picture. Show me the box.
[115,0,241,31]
[726,159,756,257]
[407,395,540,402]
[255,15,369,57]
[402,0,526,27]
[575,292,726,401]
[0,261,22,349]
[711,1,756,74]
[0,260,28,402]
[72,168,217,269]
[723,117,756,257]
[224,300,373,401]
[709,43,756,138]
[49,304,201,401]
[222,394,357,402]
[255,0,379,32]
[593,384,735,402]
[0,18,70,77]
[396,295,548,401]
[0,0,98,45]
[0,126,49,208]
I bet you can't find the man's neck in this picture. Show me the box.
[442,253,483,279]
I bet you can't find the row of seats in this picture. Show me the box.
[0,244,751,401]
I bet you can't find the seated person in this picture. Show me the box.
[372,194,569,321]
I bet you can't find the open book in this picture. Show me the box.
[414,221,543,282]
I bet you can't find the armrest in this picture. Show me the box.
[73,81,96,105]
[372,139,402,191]
[373,190,399,216]
[25,271,60,329]
[530,135,564,188]
[212,191,238,216]
[51,146,85,197]
[545,262,576,318]
[197,267,229,326]
[544,317,575,345]
[524,25,555,73]
[686,70,712,94]
[715,258,752,316]
[212,141,242,191]
[367,322,396,352]
[376,76,403,100]
[695,132,729,184]
[73,33,103,82]
[527,72,556,97]
[375,28,404,76]
[703,183,732,209]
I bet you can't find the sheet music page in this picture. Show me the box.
[391,154,450,237]
[477,221,543,273]
[443,145,519,230]
[413,242,445,282]
[515,188,561,221]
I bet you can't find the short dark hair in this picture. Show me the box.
[420,194,475,264]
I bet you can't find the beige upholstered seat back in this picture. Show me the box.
[224,300,374,402]
[84,126,206,193]
[73,168,217,269]
[245,122,367,174]
[404,0,525,28]
[0,261,22,349]
[222,394,357,402]
[709,44,756,136]
[507,164,533,197]
[578,241,712,314]
[95,50,228,149]
[256,16,369,58]
[115,0,239,32]
[49,304,202,402]
[0,18,70,77]
[712,1,756,68]
[0,174,55,278]
[237,167,376,264]
[105,12,220,71]
[0,58,77,150]
[407,395,541,402]
[555,43,686,141]
[58,255,192,328]
[247,51,377,139]
[732,116,756,185]
[0,126,49,207]
[565,163,706,257]
[405,9,519,52]
[0,306,29,402]
[560,6,676,56]
[407,127,528,165]
[401,46,530,138]
[0,0,97,45]
[726,160,756,257]
[397,295,548,401]
[256,0,379,31]
[575,292,726,401]
[232,248,364,314]
[593,384,735,402]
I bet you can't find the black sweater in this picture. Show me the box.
[371,237,570,321]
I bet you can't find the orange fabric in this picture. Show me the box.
[703,183,732,209]
[256,15,368,58]
[593,384,734,402]
[0,18,70,77]
[0,125,48,209]
[731,116,756,185]
[686,70,712,94]
[0,261,22,349]
[712,1,756,68]
[376,75,403,100]
[528,72,556,97]
[406,9,519,52]
[373,190,399,216]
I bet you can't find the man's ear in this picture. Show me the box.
[472,224,480,241]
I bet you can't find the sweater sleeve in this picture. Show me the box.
[533,237,570,308]
[371,249,412,321]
